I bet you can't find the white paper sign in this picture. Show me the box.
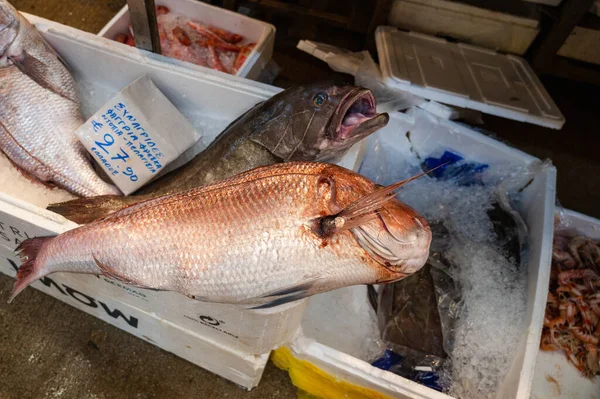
[75,75,201,195]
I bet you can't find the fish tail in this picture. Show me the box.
[9,237,53,303]
[47,195,135,224]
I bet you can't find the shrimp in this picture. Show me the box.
[558,269,599,286]
[584,344,599,377]
[559,301,577,327]
[540,331,561,351]
[544,233,600,378]
[572,297,596,333]
[572,327,599,345]
[553,247,577,268]
[557,283,582,297]
[568,236,589,265]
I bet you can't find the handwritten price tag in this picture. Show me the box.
[75,76,201,195]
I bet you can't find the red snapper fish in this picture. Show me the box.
[9,162,432,307]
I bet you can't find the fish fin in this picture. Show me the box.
[9,236,54,303]
[249,109,315,161]
[320,163,449,236]
[0,125,56,187]
[47,195,132,224]
[0,146,45,186]
[247,278,320,309]
[260,280,318,298]
[249,292,310,309]
[185,294,210,301]
[9,50,78,104]
[92,255,145,288]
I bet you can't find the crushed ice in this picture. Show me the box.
[301,109,545,398]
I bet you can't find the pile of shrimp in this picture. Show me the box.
[114,6,255,75]
[541,233,600,378]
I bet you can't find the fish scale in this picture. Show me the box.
[10,162,432,306]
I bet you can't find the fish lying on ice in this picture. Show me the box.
[11,162,431,307]
[0,0,120,196]
[48,82,389,223]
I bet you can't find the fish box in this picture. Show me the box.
[531,209,600,399]
[0,12,367,387]
[272,109,557,399]
[98,0,275,81]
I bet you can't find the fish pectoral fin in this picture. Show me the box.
[9,51,78,104]
[248,278,321,309]
[319,162,452,236]
[92,255,146,288]
[0,142,50,186]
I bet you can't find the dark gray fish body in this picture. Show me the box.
[49,82,389,223]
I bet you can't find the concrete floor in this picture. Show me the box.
[1,1,599,398]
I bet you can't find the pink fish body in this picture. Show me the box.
[10,162,432,307]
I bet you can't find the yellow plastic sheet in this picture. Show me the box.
[271,346,391,399]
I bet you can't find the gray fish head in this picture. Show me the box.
[250,82,389,163]
[0,0,18,61]
[352,199,432,280]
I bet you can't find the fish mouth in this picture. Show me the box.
[352,216,431,275]
[331,89,388,142]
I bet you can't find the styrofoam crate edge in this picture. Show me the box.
[24,13,280,99]
[285,331,452,399]
[1,258,269,389]
[514,166,557,398]
[95,1,275,79]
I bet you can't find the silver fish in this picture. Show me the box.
[0,1,120,196]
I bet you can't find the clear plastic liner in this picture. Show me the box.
[372,221,461,392]
[363,109,546,397]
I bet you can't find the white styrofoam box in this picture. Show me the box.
[98,0,275,81]
[278,109,557,399]
[558,25,600,66]
[0,194,269,389]
[2,12,366,370]
[296,40,364,76]
[531,209,600,399]
[375,26,566,130]
[388,0,540,55]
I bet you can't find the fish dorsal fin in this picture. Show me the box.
[103,162,336,221]
[9,50,78,104]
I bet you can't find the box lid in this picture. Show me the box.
[375,26,565,129]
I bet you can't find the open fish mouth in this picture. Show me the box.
[332,89,388,142]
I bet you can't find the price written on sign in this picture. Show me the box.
[75,75,200,195]
[89,102,168,185]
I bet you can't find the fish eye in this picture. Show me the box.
[313,93,327,107]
